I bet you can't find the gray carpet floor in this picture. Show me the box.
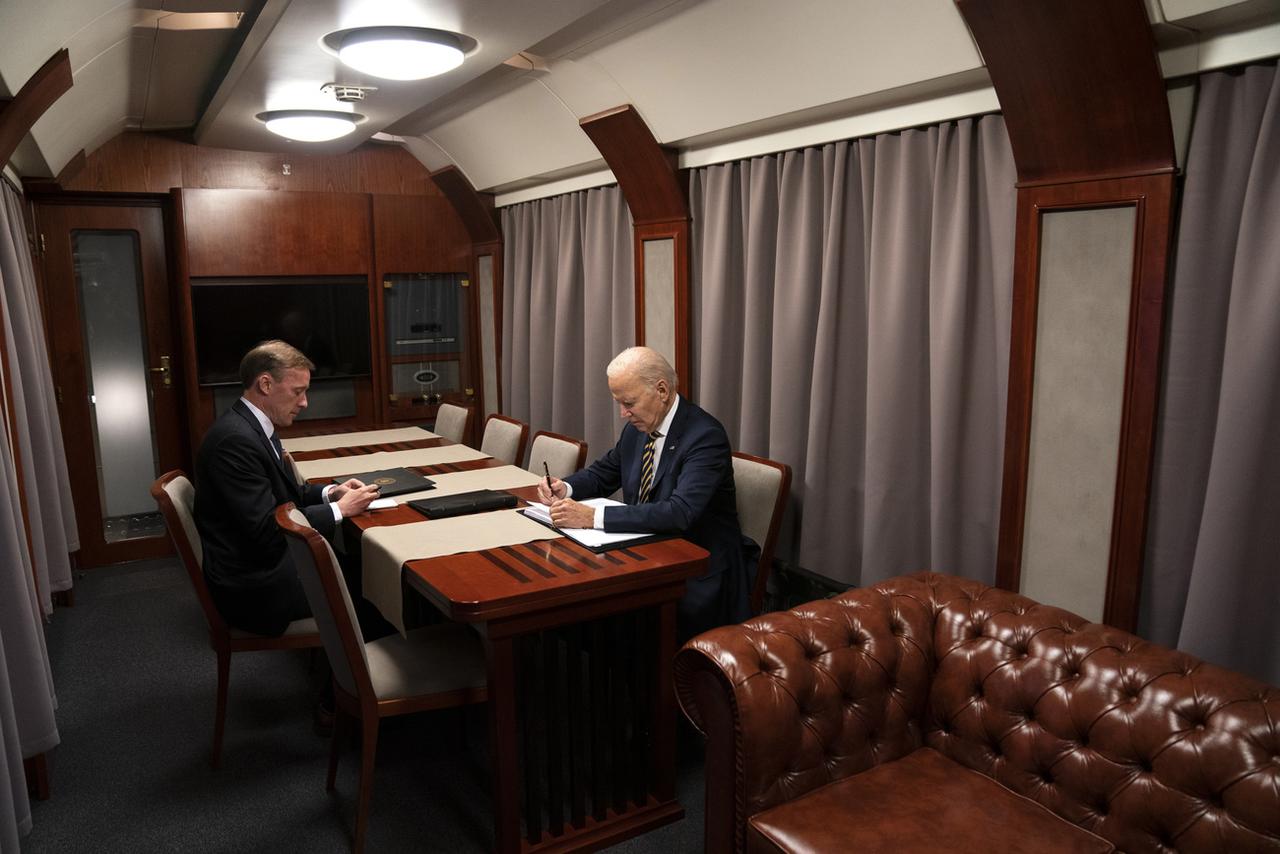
[23,558,707,853]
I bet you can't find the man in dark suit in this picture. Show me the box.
[538,346,751,638]
[194,340,379,637]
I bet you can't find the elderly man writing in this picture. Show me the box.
[538,346,752,638]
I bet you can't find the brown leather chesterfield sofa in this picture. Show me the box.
[674,572,1280,853]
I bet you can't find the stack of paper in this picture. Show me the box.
[522,498,659,551]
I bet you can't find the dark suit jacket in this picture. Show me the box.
[194,400,335,592]
[565,396,749,636]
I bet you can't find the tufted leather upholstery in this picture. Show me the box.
[674,572,1280,853]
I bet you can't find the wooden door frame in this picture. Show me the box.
[32,193,186,566]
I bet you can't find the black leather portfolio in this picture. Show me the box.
[407,489,518,519]
[334,467,434,498]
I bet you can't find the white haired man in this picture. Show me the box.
[538,346,753,638]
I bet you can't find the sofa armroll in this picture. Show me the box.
[674,588,936,852]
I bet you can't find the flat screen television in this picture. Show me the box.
[191,276,372,386]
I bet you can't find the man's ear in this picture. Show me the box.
[255,372,272,394]
[655,379,670,401]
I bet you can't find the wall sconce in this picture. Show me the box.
[255,109,366,142]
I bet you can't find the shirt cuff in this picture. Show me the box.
[593,506,604,529]
[322,484,343,521]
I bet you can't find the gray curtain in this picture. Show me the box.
[1141,61,1280,685]
[0,181,62,848]
[690,116,1016,587]
[1,180,77,615]
[500,185,635,460]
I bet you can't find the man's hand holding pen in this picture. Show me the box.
[537,467,594,528]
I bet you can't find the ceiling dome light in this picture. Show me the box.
[256,109,365,142]
[335,26,465,81]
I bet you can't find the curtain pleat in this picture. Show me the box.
[690,116,1016,587]
[0,180,62,847]
[1,181,78,613]
[500,186,635,459]
[1142,61,1280,684]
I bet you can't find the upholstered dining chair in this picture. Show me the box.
[433,402,472,445]
[478,413,529,465]
[526,430,588,479]
[730,452,792,614]
[275,505,488,854]
[150,470,321,769]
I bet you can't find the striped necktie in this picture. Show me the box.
[638,431,660,503]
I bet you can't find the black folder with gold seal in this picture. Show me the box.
[333,467,434,498]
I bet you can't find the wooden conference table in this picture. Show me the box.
[290,428,708,853]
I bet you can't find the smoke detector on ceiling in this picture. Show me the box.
[322,83,377,103]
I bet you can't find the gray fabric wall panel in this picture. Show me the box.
[477,254,499,418]
[1019,206,1136,622]
[500,186,634,459]
[1142,61,1280,684]
[690,116,1016,586]
[641,238,676,368]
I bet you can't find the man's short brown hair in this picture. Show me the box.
[239,340,315,390]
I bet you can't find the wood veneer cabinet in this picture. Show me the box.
[172,188,475,443]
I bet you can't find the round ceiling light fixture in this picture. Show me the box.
[255,109,366,142]
[322,26,472,81]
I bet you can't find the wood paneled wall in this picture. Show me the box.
[60,131,440,196]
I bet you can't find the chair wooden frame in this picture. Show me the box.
[526,429,589,476]
[276,504,488,854]
[731,452,792,614]
[480,412,530,466]
[151,470,321,769]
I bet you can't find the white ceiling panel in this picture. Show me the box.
[29,34,151,175]
[197,0,616,154]
[579,0,984,145]
[0,0,149,91]
[144,25,240,128]
[424,79,603,190]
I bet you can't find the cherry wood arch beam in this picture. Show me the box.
[958,0,1177,632]
[0,49,73,170]
[579,104,690,387]
[429,165,500,244]
[957,0,1175,185]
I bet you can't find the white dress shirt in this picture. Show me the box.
[240,397,341,521]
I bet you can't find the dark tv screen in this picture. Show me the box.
[192,277,372,386]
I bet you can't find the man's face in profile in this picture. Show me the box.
[260,367,310,427]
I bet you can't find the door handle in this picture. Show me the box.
[148,355,172,388]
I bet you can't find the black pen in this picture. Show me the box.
[543,461,554,499]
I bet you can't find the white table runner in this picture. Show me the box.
[281,426,438,453]
[293,444,489,480]
[362,506,560,632]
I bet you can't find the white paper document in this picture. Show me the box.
[522,498,655,551]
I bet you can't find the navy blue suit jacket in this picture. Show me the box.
[194,400,334,591]
[565,396,749,636]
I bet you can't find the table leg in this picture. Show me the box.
[487,634,522,854]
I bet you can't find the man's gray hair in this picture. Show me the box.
[606,346,678,391]
[239,339,314,390]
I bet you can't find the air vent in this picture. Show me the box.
[321,83,377,103]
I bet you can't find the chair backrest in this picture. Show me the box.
[275,505,372,701]
[479,413,529,465]
[151,470,228,637]
[731,452,792,614]
[434,402,472,444]
[527,431,588,479]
